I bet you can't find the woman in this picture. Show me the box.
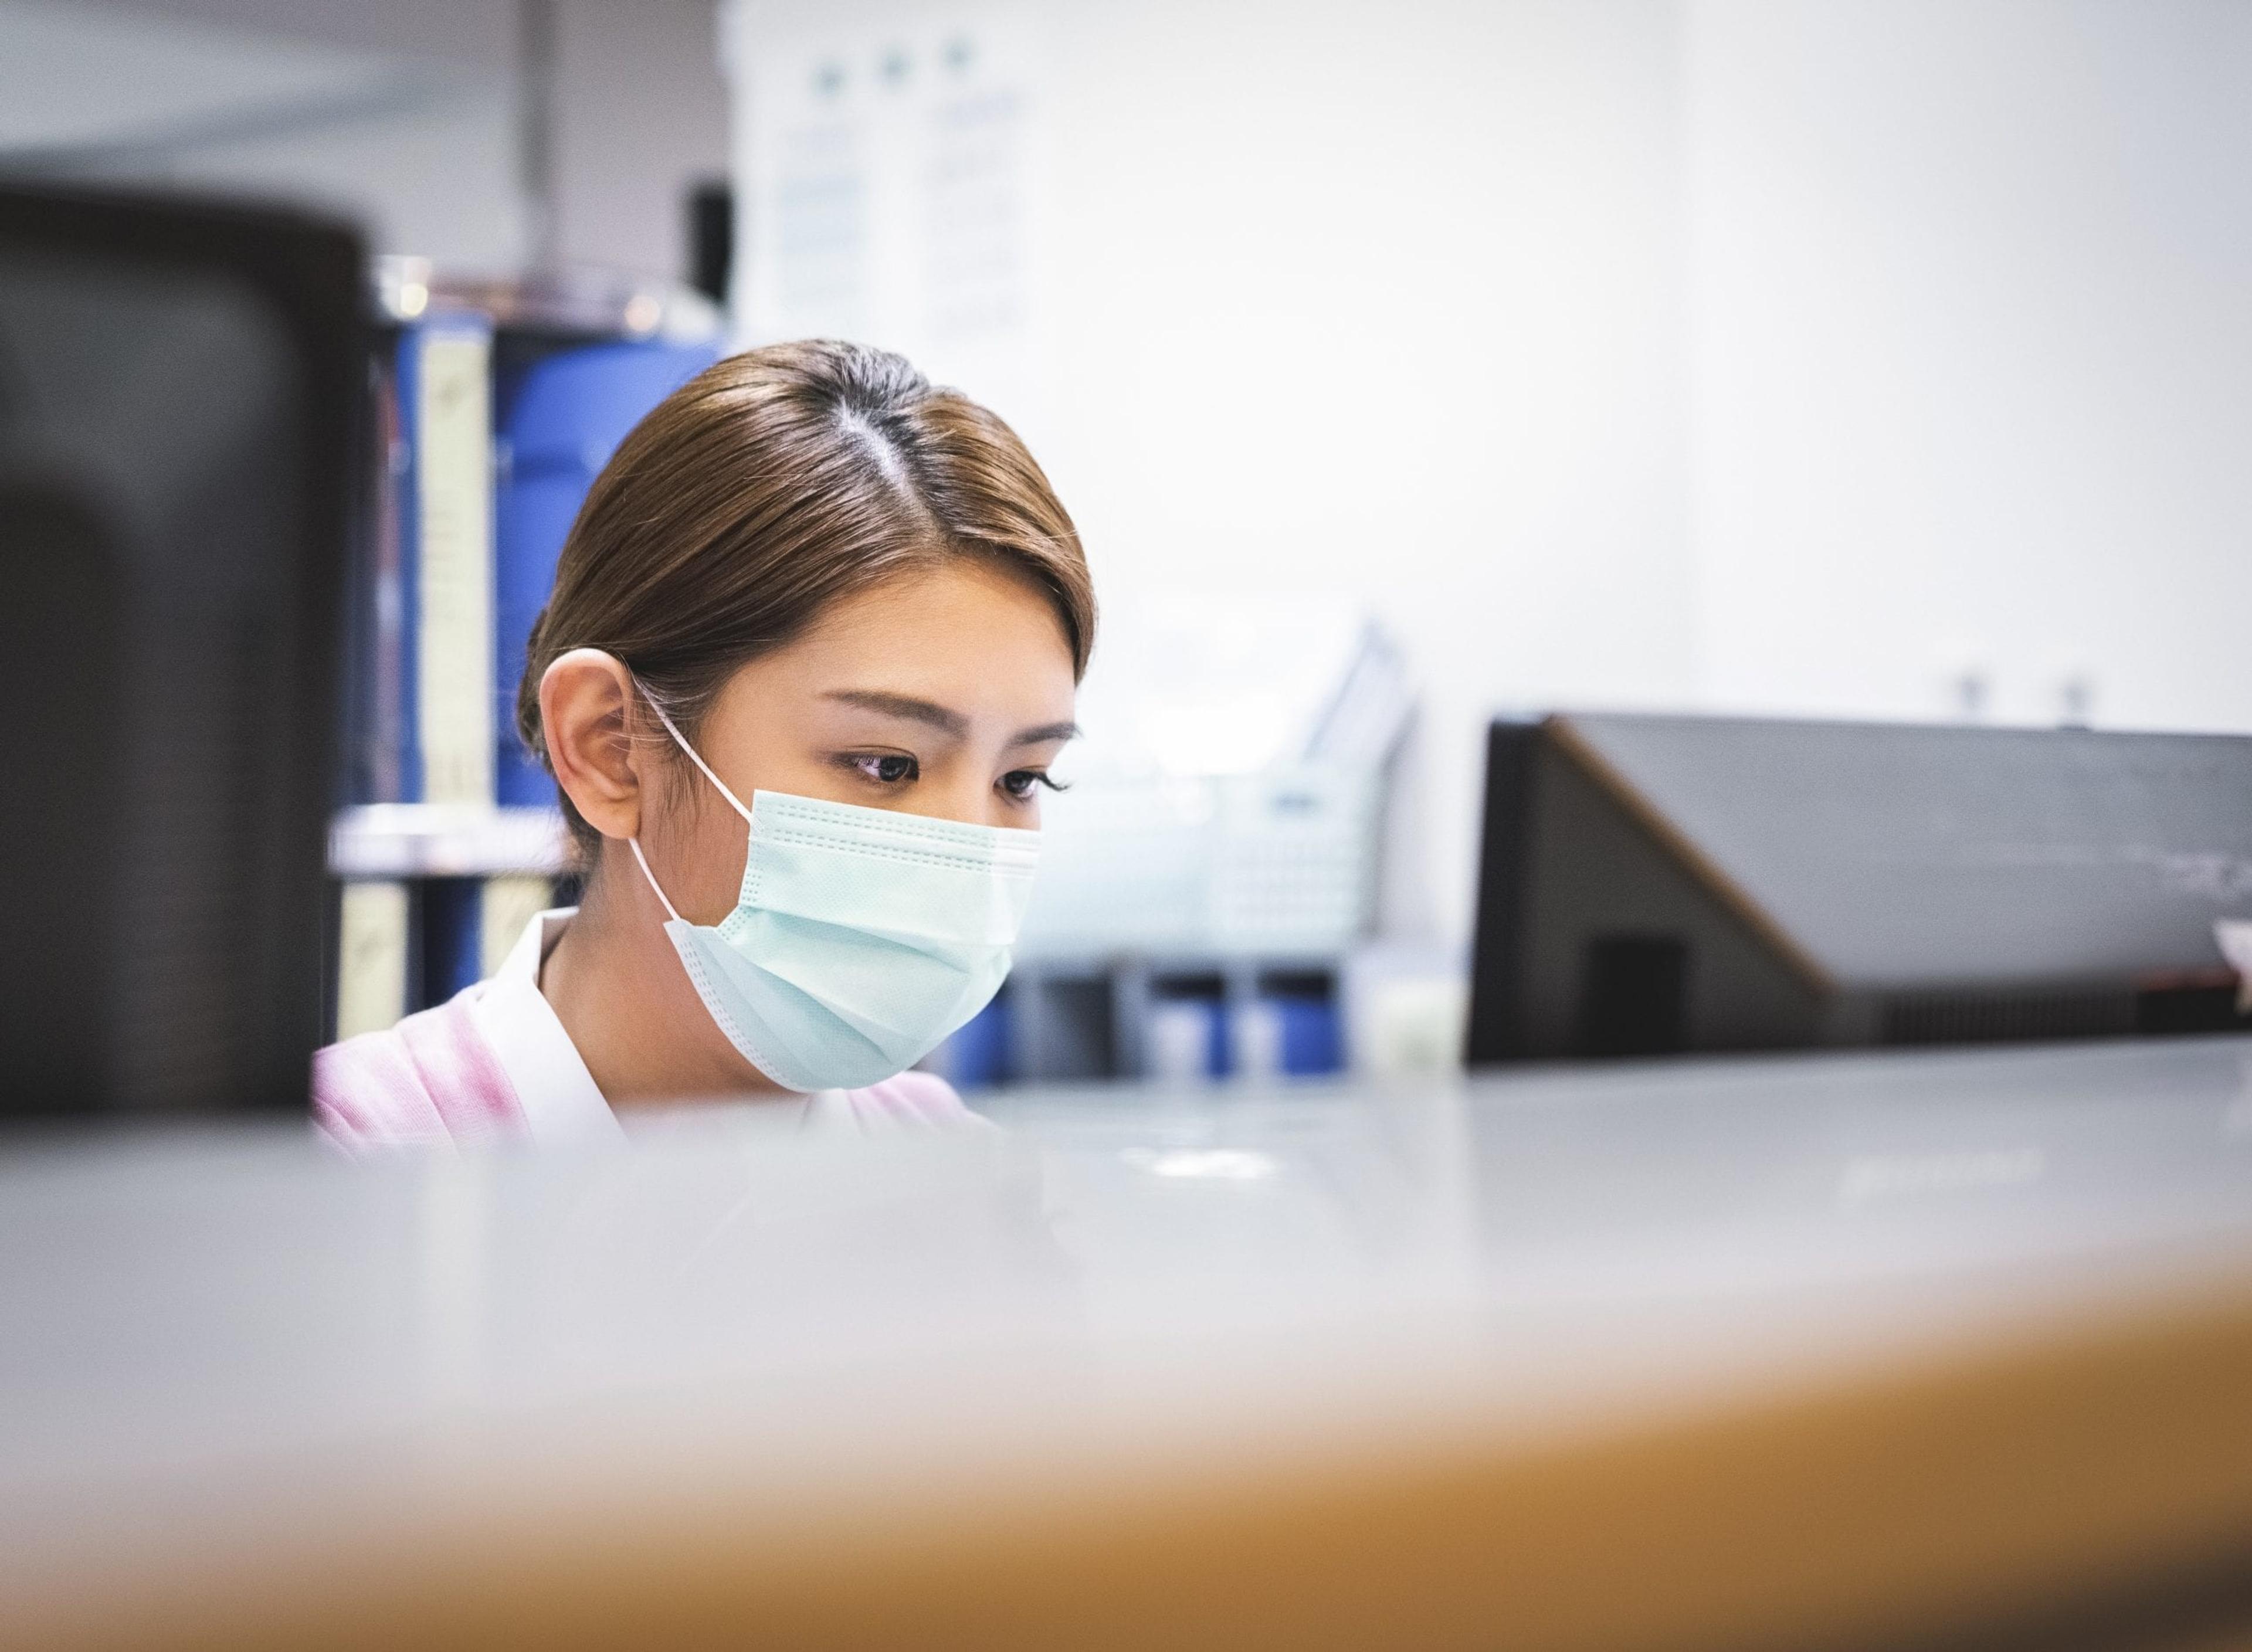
[316,341,1094,1146]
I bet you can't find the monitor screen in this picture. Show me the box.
[1467,713,2252,1064]
[0,185,362,1117]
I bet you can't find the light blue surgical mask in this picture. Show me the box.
[627,693,1039,1093]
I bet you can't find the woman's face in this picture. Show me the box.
[646,558,1079,926]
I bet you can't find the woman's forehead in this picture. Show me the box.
[718,565,1077,730]
[786,565,1076,679]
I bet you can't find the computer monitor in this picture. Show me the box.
[0,184,363,1118]
[1466,713,2252,1064]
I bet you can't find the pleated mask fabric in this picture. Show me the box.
[628,696,1039,1093]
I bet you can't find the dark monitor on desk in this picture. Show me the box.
[0,185,363,1118]
[1466,713,2252,1064]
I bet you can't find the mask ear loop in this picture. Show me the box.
[628,838,683,924]
[634,677,756,826]
[623,674,751,927]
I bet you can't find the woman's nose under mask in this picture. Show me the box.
[628,689,1040,1093]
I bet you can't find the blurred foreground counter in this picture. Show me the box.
[6,1037,2252,1650]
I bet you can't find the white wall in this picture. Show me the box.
[1684,0,2252,732]
[1036,0,1693,942]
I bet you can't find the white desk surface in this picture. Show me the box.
[6,1036,2252,1649]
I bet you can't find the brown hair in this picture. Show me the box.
[516,339,1095,864]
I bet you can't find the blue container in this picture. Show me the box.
[1269,992,1343,1076]
[1232,992,1343,1078]
[938,993,1013,1089]
[493,340,721,805]
[417,877,486,1009]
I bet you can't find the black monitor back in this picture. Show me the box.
[1466,713,2252,1064]
[0,185,362,1118]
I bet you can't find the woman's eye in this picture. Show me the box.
[1000,769,1059,800]
[850,754,918,785]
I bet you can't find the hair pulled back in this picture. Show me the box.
[517,339,1094,862]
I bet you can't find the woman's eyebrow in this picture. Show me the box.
[822,691,1078,748]
[1008,720,1081,747]
[823,689,969,736]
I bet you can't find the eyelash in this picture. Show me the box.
[1000,769,1066,802]
[839,754,1066,802]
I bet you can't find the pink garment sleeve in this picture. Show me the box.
[315,1003,972,1148]
[311,992,528,1151]
[839,1070,981,1127]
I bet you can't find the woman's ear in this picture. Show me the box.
[540,649,643,840]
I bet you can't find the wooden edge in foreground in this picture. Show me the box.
[13,1277,2252,1651]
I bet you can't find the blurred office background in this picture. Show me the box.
[8,0,2249,1084]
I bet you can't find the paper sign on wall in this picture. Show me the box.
[724,5,1041,423]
